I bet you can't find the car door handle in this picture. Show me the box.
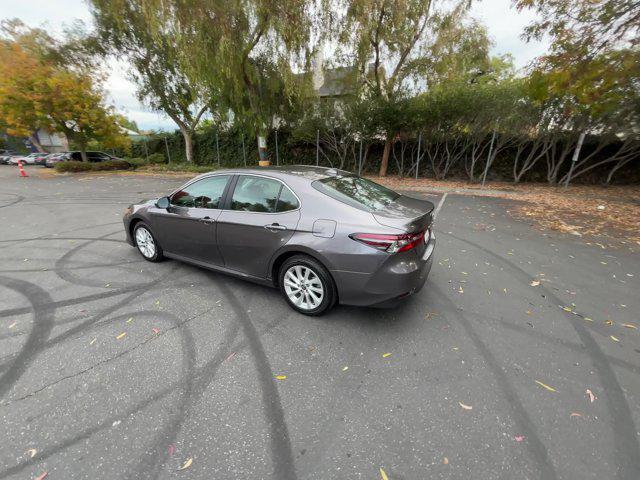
[199,216,215,224]
[265,223,287,231]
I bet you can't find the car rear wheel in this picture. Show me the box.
[278,255,336,316]
[134,222,163,262]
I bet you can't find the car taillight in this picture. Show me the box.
[350,230,426,253]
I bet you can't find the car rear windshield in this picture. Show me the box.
[312,176,400,212]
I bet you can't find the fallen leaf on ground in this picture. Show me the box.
[89,338,97,345]
[8,322,16,329]
[382,352,392,358]
[622,323,637,330]
[26,448,37,458]
[342,366,349,371]
[116,332,127,340]
[379,467,389,480]
[34,473,47,480]
[530,280,540,287]
[604,320,613,326]
[535,380,557,392]
[610,335,620,342]
[443,457,449,465]
[275,375,287,380]
[561,306,573,312]
[458,402,473,410]
[570,412,583,418]
[126,317,133,323]
[514,436,525,442]
[458,286,464,293]
[585,389,597,403]
[152,328,160,334]
[177,457,193,470]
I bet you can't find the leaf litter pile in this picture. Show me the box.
[371,177,640,246]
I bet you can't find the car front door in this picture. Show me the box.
[216,175,300,278]
[150,174,232,265]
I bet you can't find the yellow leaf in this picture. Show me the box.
[622,323,637,329]
[26,448,37,458]
[342,366,349,371]
[178,457,193,470]
[610,335,619,342]
[562,306,572,312]
[535,380,556,392]
[89,338,97,345]
[382,352,392,358]
[458,401,473,410]
[116,332,126,340]
[380,467,389,480]
[530,280,540,286]
[604,320,613,326]
[275,375,287,380]
[126,317,133,323]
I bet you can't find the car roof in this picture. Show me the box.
[193,165,352,183]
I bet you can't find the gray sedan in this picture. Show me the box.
[123,166,436,315]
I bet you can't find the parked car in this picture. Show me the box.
[123,166,436,315]
[9,152,48,165]
[0,151,18,164]
[44,151,122,167]
[44,153,67,168]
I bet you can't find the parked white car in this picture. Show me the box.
[8,153,47,165]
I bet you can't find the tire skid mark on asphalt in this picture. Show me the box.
[430,282,559,480]
[0,293,288,479]
[217,279,298,480]
[0,219,124,244]
[0,277,55,399]
[442,231,640,479]
[464,309,640,376]
[0,259,142,274]
[0,193,25,209]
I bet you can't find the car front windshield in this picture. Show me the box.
[313,175,400,212]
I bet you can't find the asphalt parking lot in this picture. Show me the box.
[0,164,638,480]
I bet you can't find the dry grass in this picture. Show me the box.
[371,176,640,246]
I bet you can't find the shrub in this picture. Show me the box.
[124,157,146,168]
[147,152,165,164]
[93,160,132,171]
[54,161,93,172]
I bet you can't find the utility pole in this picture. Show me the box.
[215,132,220,167]
[164,136,171,164]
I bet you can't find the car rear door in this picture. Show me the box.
[150,174,232,265]
[216,174,300,278]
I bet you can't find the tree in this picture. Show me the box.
[518,0,640,185]
[90,1,210,163]
[0,21,128,160]
[337,0,494,176]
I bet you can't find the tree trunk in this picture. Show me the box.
[80,147,88,163]
[181,128,194,163]
[29,135,46,153]
[379,135,393,176]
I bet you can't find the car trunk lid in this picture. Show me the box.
[372,195,435,233]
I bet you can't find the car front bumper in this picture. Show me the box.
[331,231,436,307]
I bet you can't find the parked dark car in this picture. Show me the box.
[123,166,436,315]
[45,151,122,167]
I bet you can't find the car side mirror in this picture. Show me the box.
[156,196,170,209]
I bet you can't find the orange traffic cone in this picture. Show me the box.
[18,160,28,177]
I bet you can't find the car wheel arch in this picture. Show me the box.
[270,247,336,288]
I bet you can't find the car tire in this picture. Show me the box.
[133,222,164,262]
[278,254,337,316]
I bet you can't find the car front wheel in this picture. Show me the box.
[278,255,336,316]
[134,222,164,262]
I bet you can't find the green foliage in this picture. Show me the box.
[147,152,165,164]
[54,161,94,172]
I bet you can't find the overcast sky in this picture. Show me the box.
[0,0,549,132]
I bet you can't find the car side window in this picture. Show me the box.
[276,185,299,212]
[230,176,283,213]
[171,175,230,209]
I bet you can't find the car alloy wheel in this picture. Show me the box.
[283,265,325,310]
[135,226,156,259]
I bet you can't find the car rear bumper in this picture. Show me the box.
[331,231,436,307]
